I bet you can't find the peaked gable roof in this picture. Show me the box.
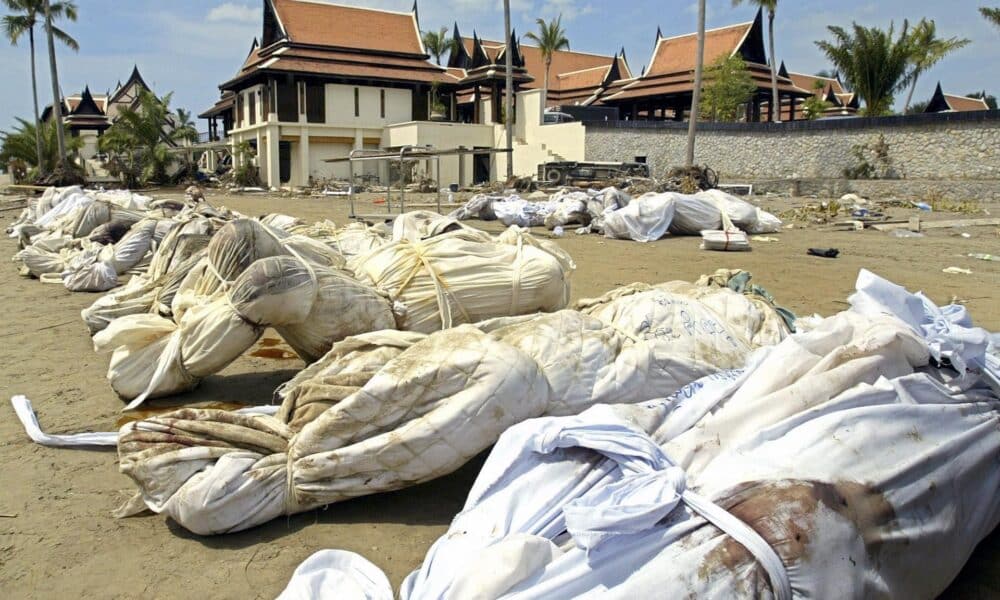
[925,82,990,113]
[108,65,150,105]
[646,9,764,78]
[266,0,423,56]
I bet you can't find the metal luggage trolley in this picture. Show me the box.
[341,145,443,222]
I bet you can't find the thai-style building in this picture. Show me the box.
[203,0,594,189]
[596,10,812,122]
[924,83,991,113]
[42,65,156,164]
[782,65,860,119]
[448,27,631,112]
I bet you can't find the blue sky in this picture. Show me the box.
[1,0,996,132]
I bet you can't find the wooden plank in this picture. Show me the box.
[874,217,1000,232]
[3,184,49,192]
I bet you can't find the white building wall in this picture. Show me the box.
[325,84,411,128]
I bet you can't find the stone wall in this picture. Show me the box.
[585,111,1000,186]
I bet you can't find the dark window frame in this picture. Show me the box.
[306,82,326,124]
[380,89,386,119]
[354,87,360,117]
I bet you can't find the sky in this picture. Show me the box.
[0,0,996,132]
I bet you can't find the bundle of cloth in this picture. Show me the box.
[113,272,792,534]
[96,218,575,407]
[448,187,781,243]
[282,270,1000,600]
[8,186,223,292]
[599,189,782,243]
[80,216,222,334]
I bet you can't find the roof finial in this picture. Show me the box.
[412,1,420,28]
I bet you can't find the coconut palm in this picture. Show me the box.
[422,26,449,65]
[525,15,570,124]
[2,0,78,174]
[902,19,969,113]
[733,0,780,121]
[0,116,82,177]
[686,0,706,167]
[815,21,916,117]
[981,7,1000,28]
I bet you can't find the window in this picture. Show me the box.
[248,91,256,125]
[354,87,360,117]
[306,82,325,123]
[298,82,306,115]
[634,156,647,164]
[276,79,297,122]
[380,89,386,118]
[235,95,243,127]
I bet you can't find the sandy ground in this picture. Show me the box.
[1,190,998,598]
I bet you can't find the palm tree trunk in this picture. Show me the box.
[503,0,513,179]
[541,62,550,126]
[903,74,919,114]
[43,0,67,169]
[686,0,706,167]
[767,9,780,122]
[28,27,46,175]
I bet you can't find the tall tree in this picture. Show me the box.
[2,0,78,175]
[815,21,916,116]
[686,0,706,168]
[42,0,70,169]
[902,19,969,113]
[701,54,756,122]
[503,0,513,179]
[733,0,780,121]
[525,15,570,124]
[981,7,1000,28]
[421,26,449,65]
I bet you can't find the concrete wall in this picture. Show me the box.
[585,112,1000,182]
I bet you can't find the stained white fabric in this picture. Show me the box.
[115,279,790,535]
[9,394,279,448]
[279,270,999,600]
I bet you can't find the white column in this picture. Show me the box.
[265,125,280,188]
[299,129,310,186]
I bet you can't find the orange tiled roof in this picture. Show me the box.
[944,94,989,112]
[270,0,423,55]
[460,36,627,92]
[647,22,752,77]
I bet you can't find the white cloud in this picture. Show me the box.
[207,2,258,24]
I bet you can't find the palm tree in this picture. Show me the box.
[902,19,969,113]
[503,0,513,179]
[0,115,82,176]
[981,7,1000,28]
[815,21,916,117]
[42,0,73,170]
[525,15,570,124]
[2,0,78,175]
[733,0,779,121]
[686,0,706,167]
[100,90,188,186]
[422,26,449,65]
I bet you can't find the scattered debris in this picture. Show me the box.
[943,267,973,275]
[808,248,840,258]
[890,229,924,238]
[968,253,998,262]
